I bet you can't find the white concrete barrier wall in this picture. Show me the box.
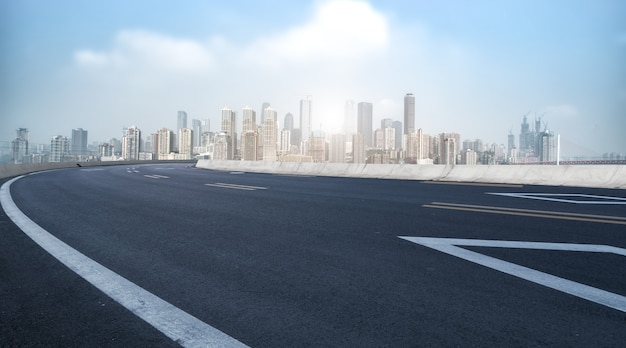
[196,160,626,189]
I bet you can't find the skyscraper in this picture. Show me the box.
[179,128,193,157]
[357,102,373,147]
[122,126,141,160]
[50,135,69,162]
[330,134,346,163]
[260,102,271,124]
[392,121,402,150]
[11,128,29,164]
[300,97,312,147]
[177,111,188,131]
[283,112,294,131]
[262,107,278,162]
[404,93,415,135]
[241,107,258,161]
[192,119,202,147]
[221,107,236,160]
[71,128,88,155]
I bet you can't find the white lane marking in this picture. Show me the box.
[399,237,626,313]
[144,174,170,179]
[487,192,626,205]
[205,183,267,191]
[1,177,248,348]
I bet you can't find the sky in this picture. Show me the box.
[1,0,625,157]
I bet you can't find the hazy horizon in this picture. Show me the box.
[2,0,625,157]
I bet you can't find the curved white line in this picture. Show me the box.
[1,175,248,348]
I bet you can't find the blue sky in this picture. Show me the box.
[1,0,625,156]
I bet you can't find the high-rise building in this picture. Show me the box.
[330,134,346,163]
[11,128,29,164]
[441,137,457,165]
[122,126,141,160]
[283,112,294,131]
[392,121,402,150]
[179,128,193,157]
[352,133,365,163]
[221,107,236,160]
[240,106,258,161]
[300,97,312,147]
[177,111,188,131]
[279,130,291,155]
[50,135,69,162]
[404,93,415,135]
[357,102,373,147]
[261,102,271,124]
[157,128,173,157]
[539,130,554,163]
[242,107,257,133]
[307,130,326,163]
[71,128,88,155]
[344,100,355,134]
[192,119,202,147]
[262,107,278,162]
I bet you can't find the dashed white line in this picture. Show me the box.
[399,237,626,313]
[487,192,626,205]
[1,176,248,348]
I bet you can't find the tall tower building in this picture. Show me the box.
[330,134,346,163]
[241,107,258,161]
[539,130,554,163]
[404,93,415,135]
[221,107,236,160]
[352,133,365,163]
[191,119,202,147]
[357,102,373,147]
[179,128,193,157]
[177,111,188,131]
[260,102,271,124]
[262,107,278,162]
[11,128,29,164]
[392,121,402,150]
[283,112,294,131]
[157,128,173,157]
[71,128,88,155]
[122,126,141,160]
[50,135,69,162]
[300,97,312,146]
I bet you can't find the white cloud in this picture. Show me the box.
[75,30,214,73]
[241,0,389,66]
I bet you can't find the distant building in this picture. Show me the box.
[307,131,326,163]
[404,93,415,135]
[71,128,88,155]
[11,128,29,164]
[178,128,193,158]
[157,128,174,158]
[330,134,346,163]
[283,112,294,131]
[242,131,259,161]
[50,135,69,162]
[262,107,278,162]
[539,130,555,163]
[441,137,457,165]
[357,102,373,147]
[122,126,141,160]
[300,97,312,148]
[213,132,230,160]
[352,133,365,163]
[221,107,237,160]
[192,119,202,147]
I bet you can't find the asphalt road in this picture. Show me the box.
[1,163,625,347]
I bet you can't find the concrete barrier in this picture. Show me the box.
[195,160,626,189]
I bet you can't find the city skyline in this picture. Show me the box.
[1,1,625,156]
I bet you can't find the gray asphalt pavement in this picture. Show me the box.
[2,163,625,347]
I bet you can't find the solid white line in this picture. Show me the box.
[1,176,248,348]
[214,183,267,190]
[399,237,626,313]
[488,192,626,205]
